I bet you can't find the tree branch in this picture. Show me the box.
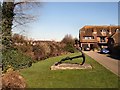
[14,2,25,7]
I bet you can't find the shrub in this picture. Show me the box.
[112,45,120,55]
[32,44,46,60]
[61,34,74,45]
[93,43,100,51]
[39,42,51,58]
[63,44,77,53]
[61,34,77,53]
[2,50,32,72]
[32,42,64,60]
[2,71,26,89]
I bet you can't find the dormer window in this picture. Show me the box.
[116,29,120,32]
[101,29,106,32]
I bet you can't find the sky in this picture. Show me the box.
[13,1,119,41]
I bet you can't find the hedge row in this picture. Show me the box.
[2,50,32,72]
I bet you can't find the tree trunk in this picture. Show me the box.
[2,1,15,50]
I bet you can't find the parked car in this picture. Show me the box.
[100,48,110,54]
[84,46,90,51]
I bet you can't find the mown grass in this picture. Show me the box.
[20,53,118,88]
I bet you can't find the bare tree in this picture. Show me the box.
[13,0,40,28]
[1,0,40,50]
[61,34,74,44]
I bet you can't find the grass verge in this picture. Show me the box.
[20,53,118,88]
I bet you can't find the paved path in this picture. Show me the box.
[83,51,120,76]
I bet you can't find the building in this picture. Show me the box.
[79,25,120,50]
[107,29,120,53]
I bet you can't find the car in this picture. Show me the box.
[84,46,90,51]
[100,48,110,54]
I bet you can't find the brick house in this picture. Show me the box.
[79,25,120,50]
[107,29,120,53]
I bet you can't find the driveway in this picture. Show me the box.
[83,51,120,76]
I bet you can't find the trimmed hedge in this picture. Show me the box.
[2,50,32,72]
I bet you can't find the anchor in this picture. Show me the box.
[55,48,85,66]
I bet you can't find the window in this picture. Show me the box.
[100,37,106,42]
[101,29,106,32]
[84,36,94,39]
[107,30,109,32]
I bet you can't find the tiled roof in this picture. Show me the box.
[80,25,120,37]
[84,28,93,36]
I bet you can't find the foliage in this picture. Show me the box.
[63,43,77,53]
[2,71,26,89]
[49,42,62,57]
[20,53,118,88]
[2,2,15,50]
[93,43,100,51]
[12,34,67,61]
[32,44,45,60]
[61,34,74,45]
[12,34,27,44]
[2,50,32,72]
[1,1,40,51]
[32,42,63,60]
[12,33,79,62]
[61,34,78,53]
[112,45,120,55]
[1,1,41,72]
[74,38,79,45]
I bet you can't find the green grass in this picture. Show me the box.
[20,53,118,88]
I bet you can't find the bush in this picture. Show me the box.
[93,43,100,51]
[32,45,45,60]
[32,42,64,60]
[61,34,78,53]
[61,34,74,45]
[112,45,120,55]
[2,50,32,72]
[63,44,77,53]
[2,71,26,89]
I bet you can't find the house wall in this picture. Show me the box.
[112,30,120,46]
[79,25,119,50]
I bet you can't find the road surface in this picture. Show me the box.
[83,51,120,76]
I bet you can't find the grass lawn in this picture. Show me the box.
[20,53,118,88]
